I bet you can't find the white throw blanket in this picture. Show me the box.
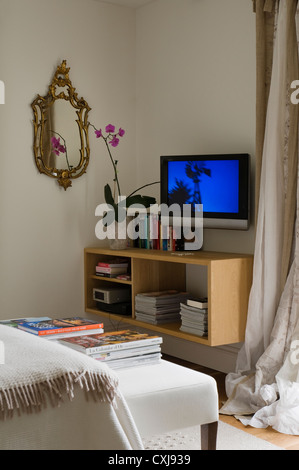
[0,325,119,419]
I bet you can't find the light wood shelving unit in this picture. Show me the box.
[84,247,253,347]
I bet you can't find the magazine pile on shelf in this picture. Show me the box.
[135,290,189,325]
[0,317,104,340]
[179,297,208,337]
[95,258,130,279]
[58,330,162,370]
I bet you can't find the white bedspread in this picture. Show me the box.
[0,325,144,450]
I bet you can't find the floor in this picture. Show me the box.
[163,354,299,451]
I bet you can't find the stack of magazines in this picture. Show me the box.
[179,298,208,337]
[135,290,189,325]
[58,330,163,370]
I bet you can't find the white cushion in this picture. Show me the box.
[117,359,219,436]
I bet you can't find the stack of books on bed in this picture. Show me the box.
[58,330,163,370]
[14,317,104,340]
[179,298,208,337]
[135,290,189,325]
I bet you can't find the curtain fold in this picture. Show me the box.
[221,0,299,434]
[252,0,276,13]
[254,0,276,222]
[280,7,299,291]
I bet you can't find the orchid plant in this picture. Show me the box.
[50,123,158,222]
[89,123,158,222]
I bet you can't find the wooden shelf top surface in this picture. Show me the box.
[85,246,253,265]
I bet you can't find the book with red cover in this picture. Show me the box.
[95,266,127,274]
[97,258,129,268]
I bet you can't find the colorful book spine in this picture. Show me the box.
[134,213,179,251]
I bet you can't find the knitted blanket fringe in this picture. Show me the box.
[0,369,119,419]
[0,325,120,419]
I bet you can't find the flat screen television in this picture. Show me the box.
[160,154,250,230]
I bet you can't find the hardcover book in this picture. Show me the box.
[97,258,129,268]
[17,317,104,336]
[186,297,208,309]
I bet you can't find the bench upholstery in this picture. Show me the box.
[117,359,219,450]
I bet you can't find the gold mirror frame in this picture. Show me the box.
[31,60,91,190]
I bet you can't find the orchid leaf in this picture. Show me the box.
[126,194,156,208]
[104,184,115,207]
[103,184,118,225]
[104,184,156,223]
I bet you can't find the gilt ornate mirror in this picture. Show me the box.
[31,60,91,190]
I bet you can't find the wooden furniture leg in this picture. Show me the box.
[201,421,218,450]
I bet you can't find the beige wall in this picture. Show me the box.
[136,0,256,254]
[0,0,136,319]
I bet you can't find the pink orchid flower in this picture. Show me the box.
[89,122,125,198]
[105,124,115,133]
[109,135,120,147]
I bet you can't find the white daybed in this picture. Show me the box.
[0,325,143,450]
[0,325,219,450]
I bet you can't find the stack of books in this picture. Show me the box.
[14,317,104,340]
[59,330,162,370]
[95,258,130,279]
[129,212,181,251]
[179,298,208,337]
[135,290,189,325]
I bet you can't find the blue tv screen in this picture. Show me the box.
[160,154,250,230]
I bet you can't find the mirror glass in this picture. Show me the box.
[31,60,91,190]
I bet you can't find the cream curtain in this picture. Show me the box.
[253,0,276,221]
[221,0,299,435]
